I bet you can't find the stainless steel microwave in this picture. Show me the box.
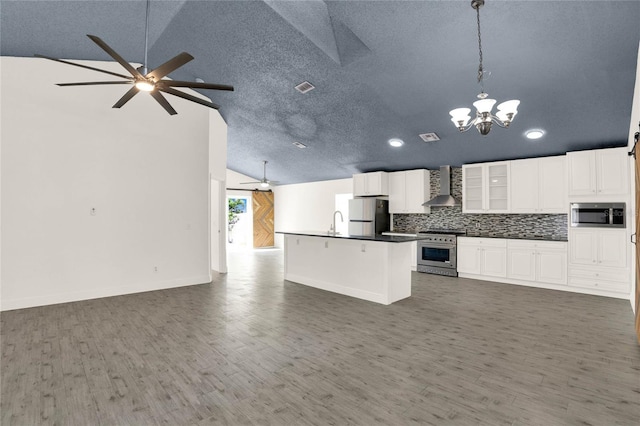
[570,203,625,228]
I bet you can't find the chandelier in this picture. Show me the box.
[449,0,519,136]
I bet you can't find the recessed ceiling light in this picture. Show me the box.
[525,129,545,140]
[388,138,404,147]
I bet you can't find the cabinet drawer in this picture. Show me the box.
[568,276,629,293]
[568,267,629,283]
[458,237,507,248]
[508,240,567,251]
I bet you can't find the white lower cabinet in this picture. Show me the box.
[411,241,417,271]
[568,229,630,295]
[457,238,507,278]
[459,237,570,290]
[507,240,567,285]
[569,229,627,268]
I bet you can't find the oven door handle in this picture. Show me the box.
[418,243,456,249]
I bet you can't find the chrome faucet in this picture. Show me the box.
[331,210,344,235]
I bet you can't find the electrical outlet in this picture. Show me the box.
[153,266,158,273]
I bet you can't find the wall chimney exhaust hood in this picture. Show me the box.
[422,166,461,207]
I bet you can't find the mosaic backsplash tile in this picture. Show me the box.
[393,167,568,241]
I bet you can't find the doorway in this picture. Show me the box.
[227,193,253,252]
[211,178,227,274]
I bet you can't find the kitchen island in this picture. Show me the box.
[277,231,426,305]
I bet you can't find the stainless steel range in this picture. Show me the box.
[416,229,466,277]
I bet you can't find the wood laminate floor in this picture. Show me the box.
[2,248,639,425]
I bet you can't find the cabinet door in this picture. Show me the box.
[537,250,567,285]
[405,169,429,213]
[353,174,367,196]
[411,241,417,270]
[569,230,598,265]
[507,248,536,281]
[486,162,510,213]
[482,247,507,277]
[597,230,627,268]
[596,148,629,196]
[388,172,406,213]
[457,244,482,274]
[510,158,538,213]
[567,151,597,196]
[462,165,484,213]
[364,172,389,196]
[538,156,567,213]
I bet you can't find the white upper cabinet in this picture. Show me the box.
[353,171,389,196]
[511,156,566,214]
[462,161,510,213]
[389,169,430,214]
[567,147,629,198]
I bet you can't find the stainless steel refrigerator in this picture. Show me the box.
[348,198,390,236]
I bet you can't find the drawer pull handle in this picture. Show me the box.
[631,234,636,245]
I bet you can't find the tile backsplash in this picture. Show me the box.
[392,167,568,240]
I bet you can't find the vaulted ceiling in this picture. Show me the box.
[2,1,639,184]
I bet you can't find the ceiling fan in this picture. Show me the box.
[241,161,279,188]
[34,0,233,115]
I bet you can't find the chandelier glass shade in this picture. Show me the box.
[449,0,519,136]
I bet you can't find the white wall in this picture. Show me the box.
[273,178,353,247]
[628,42,640,312]
[209,111,229,274]
[0,57,226,311]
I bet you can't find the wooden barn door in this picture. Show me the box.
[252,190,274,248]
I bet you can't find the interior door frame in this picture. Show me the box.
[634,132,640,343]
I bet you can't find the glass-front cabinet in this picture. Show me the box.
[462,161,510,213]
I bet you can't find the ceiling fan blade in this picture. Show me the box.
[112,86,140,109]
[240,182,261,184]
[149,91,177,115]
[34,54,133,80]
[87,34,144,79]
[161,80,234,91]
[146,52,194,81]
[159,87,220,109]
[57,81,133,87]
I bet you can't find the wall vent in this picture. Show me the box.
[419,132,440,142]
[292,141,307,149]
[295,81,315,94]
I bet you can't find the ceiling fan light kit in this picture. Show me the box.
[449,0,519,136]
[35,0,233,115]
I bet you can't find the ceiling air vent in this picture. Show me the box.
[419,132,440,142]
[295,81,315,94]
[292,141,307,149]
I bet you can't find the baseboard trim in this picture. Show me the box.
[458,273,629,300]
[0,275,212,312]
[285,273,390,305]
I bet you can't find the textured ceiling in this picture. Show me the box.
[2,0,639,184]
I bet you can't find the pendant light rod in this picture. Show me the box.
[143,0,151,74]
[473,0,485,91]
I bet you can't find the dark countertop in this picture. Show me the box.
[463,232,568,242]
[276,230,429,243]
